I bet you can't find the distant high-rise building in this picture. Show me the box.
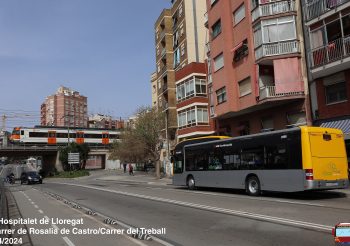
[40,86,88,128]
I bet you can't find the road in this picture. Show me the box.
[4,169,350,246]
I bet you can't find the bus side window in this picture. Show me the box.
[266,144,287,169]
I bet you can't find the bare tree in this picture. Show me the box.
[110,106,165,178]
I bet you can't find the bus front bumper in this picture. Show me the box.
[305,179,349,190]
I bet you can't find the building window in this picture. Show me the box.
[197,107,209,123]
[287,112,306,125]
[261,117,274,130]
[176,77,207,102]
[214,53,224,71]
[238,77,252,97]
[234,39,249,62]
[179,4,183,17]
[216,87,227,104]
[263,16,296,43]
[255,16,296,47]
[211,0,218,6]
[181,43,185,56]
[173,48,181,68]
[180,23,184,36]
[195,79,206,95]
[177,106,209,129]
[234,4,245,25]
[211,19,222,39]
[325,82,347,104]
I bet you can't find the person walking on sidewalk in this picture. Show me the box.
[128,163,134,176]
[123,162,127,173]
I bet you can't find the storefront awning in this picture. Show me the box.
[320,119,350,139]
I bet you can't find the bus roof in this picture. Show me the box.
[179,126,345,150]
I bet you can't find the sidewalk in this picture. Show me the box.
[94,169,172,186]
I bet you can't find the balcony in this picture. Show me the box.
[252,0,296,22]
[159,30,166,41]
[259,86,304,101]
[309,35,350,77]
[161,49,166,57]
[204,12,208,28]
[255,40,300,60]
[305,0,350,22]
[206,42,211,54]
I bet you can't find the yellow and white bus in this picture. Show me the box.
[172,126,349,195]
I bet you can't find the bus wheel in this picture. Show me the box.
[187,176,195,190]
[246,176,261,196]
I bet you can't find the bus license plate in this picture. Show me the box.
[326,182,338,187]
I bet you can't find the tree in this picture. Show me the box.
[110,106,165,178]
[59,143,90,171]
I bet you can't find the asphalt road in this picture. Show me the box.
[35,179,346,246]
[4,168,349,246]
[9,184,146,246]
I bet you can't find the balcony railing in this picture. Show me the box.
[255,40,299,60]
[252,0,296,22]
[310,35,350,68]
[206,42,211,53]
[259,86,304,100]
[305,0,350,22]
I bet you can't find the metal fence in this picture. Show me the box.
[252,0,296,22]
[310,35,350,68]
[305,0,350,21]
[259,86,304,100]
[255,40,300,60]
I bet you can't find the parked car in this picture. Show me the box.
[20,171,43,185]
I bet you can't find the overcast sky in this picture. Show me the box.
[0,0,171,130]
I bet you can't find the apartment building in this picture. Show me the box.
[205,0,311,136]
[88,114,124,130]
[154,0,207,142]
[40,86,88,128]
[151,72,158,108]
[175,62,215,142]
[302,0,350,156]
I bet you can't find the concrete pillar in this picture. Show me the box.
[55,151,64,172]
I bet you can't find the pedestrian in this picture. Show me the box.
[123,162,127,173]
[128,163,134,176]
[144,162,148,173]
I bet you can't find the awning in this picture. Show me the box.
[231,42,243,53]
[320,119,350,139]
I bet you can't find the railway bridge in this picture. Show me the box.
[0,145,111,171]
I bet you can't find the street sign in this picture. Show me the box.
[68,153,80,164]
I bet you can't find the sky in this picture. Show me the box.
[0,0,171,131]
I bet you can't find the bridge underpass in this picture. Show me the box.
[0,146,111,173]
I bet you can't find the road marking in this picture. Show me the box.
[55,182,334,232]
[190,190,326,207]
[31,202,35,205]
[28,198,32,201]
[38,209,43,214]
[62,237,75,246]
[34,205,39,209]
